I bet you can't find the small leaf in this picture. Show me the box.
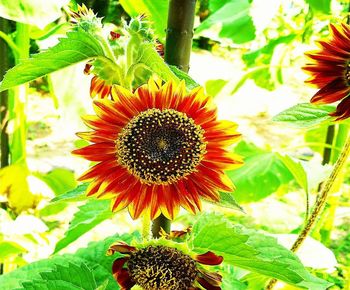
[205,79,228,97]
[35,168,77,196]
[0,241,27,262]
[0,29,106,92]
[51,183,88,203]
[169,65,199,90]
[54,199,113,253]
[215,191,244,211]
[277,154,308,195]
[0,0,68,29]
[228,142,293,203]
[189,214,332,289]
[19,262,97,290]
[273,103,335,128]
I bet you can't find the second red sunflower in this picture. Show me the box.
[73,78,242,220]
[304,23,350,120]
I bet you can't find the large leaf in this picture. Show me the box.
[0,29,106,92]
[54,199,113,253]
[0,0,68,29]
[305,0,331,15]
[136,43,179,83]
[0,255,82,289]
[119,0,168,39]
[273,103,335,128]
[228,142,293,203]
[189,214,332,289]
[196,0,255,44]
[19,262,98,290]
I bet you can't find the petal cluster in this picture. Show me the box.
[304,23,350,120]
[73,78,242,220]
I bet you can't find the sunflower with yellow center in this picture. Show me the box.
[304,22,350,120]
[73,78,242,220]
[107,241,223,290]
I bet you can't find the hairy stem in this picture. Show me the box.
[266,133,350,289]
[151,0,196,238]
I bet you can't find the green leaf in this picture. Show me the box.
[51,183,88,203]
[189,214,332,289]
[196,0,255,44]
[169,65,199,90]
[0,0,68,29]
[36,168,77,196]
[0,29,106,92]
[273,103,335,128]
[239,35,296,91]
[0,241,27,262]
[228,142,293,203]
[205,79,228,97]
[54,199,113,253]
[305,0,331,14]
[19,262,97,290]
[137,43,179,83]
[119,0,168,39]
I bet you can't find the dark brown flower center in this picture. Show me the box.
[117,109,206,185]
[127,246,197,289]
[346,62,350,84]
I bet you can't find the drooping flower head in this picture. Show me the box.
[107,241,223,289]
[73,78,242,220]
[304,22,350,120]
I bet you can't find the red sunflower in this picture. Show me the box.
[107,242,223,290]
[73,78,242,220]
[304,22,350,120]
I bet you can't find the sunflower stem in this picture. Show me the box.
[151,0,196,238]
[164,0,196,73]
[265,133,350,290]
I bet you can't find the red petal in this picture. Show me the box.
[195,251,223,265]
[330,95,350,120]
[197,276,221,290]
[109,243,136,255]
[310,77,349,104]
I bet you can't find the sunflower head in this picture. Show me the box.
[73,78,242,220]
[107,241,223,290]
[303,22,350,120]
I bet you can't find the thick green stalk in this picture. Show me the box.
[266,133,350,289]
[0,18,10,168]
[151,0,197,238]
[9,23,30,164]
[164,0,196,73]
